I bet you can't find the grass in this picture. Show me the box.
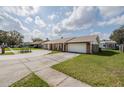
[52,49,124,87]
[47,50,61,55]
[5,48,42,51]
[5,48,11,51]
[10,73,49,87]
[0,52,14,55]
[31,48,43,50]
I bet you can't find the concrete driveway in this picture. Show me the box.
[0,50,51,60]
[0,51,90,87]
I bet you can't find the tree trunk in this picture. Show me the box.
[1,47,5,54]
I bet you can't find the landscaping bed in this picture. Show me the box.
[10,73,49,87]
[52,49,124,86]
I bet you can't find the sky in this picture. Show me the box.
[0,6,124,42]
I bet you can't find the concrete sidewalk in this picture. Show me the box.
[22,53,90,87]
[35,68,90,87]
[0,52,90,87]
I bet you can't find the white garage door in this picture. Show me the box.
[68,43,86,53]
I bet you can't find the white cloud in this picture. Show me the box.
[0,7,46,42]
[46,24,54,30]
[90,31,110,40]
[98,15,124,26]
[52,6,124,35]
[1,6,40,16]
[0,12,30,33]
[32,29,45,38]
[48,14,56,20]
[90,32,101,36]
[65,11,72,16]
[47,24,61,37]
[52,6,98,35]
[98,6,124,18]
[25,17,33,24]
[48,31,58,37]
[34,16,46,28]
[62,7,97,30]
[1,6,124,41]
[52,24,61,34]
[23,29,45,42]
[0,16,4,20]
[0,11,32,42]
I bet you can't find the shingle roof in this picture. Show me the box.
[44,35,99,44]
[67,35,99,43]
[44,37,74,44]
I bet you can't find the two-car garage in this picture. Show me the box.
[67,43,87,53]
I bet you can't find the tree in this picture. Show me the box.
[0,30,24,54]
[32,38,43,42]
[0,30,24,46]
[8,31,24,46]
[110,26,124,44]
[0,30,8,54]
[0,30,9,45]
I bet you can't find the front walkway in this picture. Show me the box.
[0,52,90,87]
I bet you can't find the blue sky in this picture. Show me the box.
[0,6,124,42]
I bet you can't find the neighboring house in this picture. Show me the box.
[30,40,49,48]
[21,41,44,48]
[30,41,43,48]
[43,35,99,54]
[21,42,32,46]
[100,40,117,49]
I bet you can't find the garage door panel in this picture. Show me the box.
[68,43,86,53]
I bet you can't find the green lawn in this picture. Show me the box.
[5,47,42,51]
[47,51,61,55]
[10,73,49,87]
[52,49,124,87]
[0,52,14,55]
[31,48,43,50]
[5,48,11,51]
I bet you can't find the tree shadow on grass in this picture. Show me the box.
[94,50,120,56]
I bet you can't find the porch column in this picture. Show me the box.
[86,43,90,53]
[90,42,93,54]
[63,43,65,51]
[48,44,50,50]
